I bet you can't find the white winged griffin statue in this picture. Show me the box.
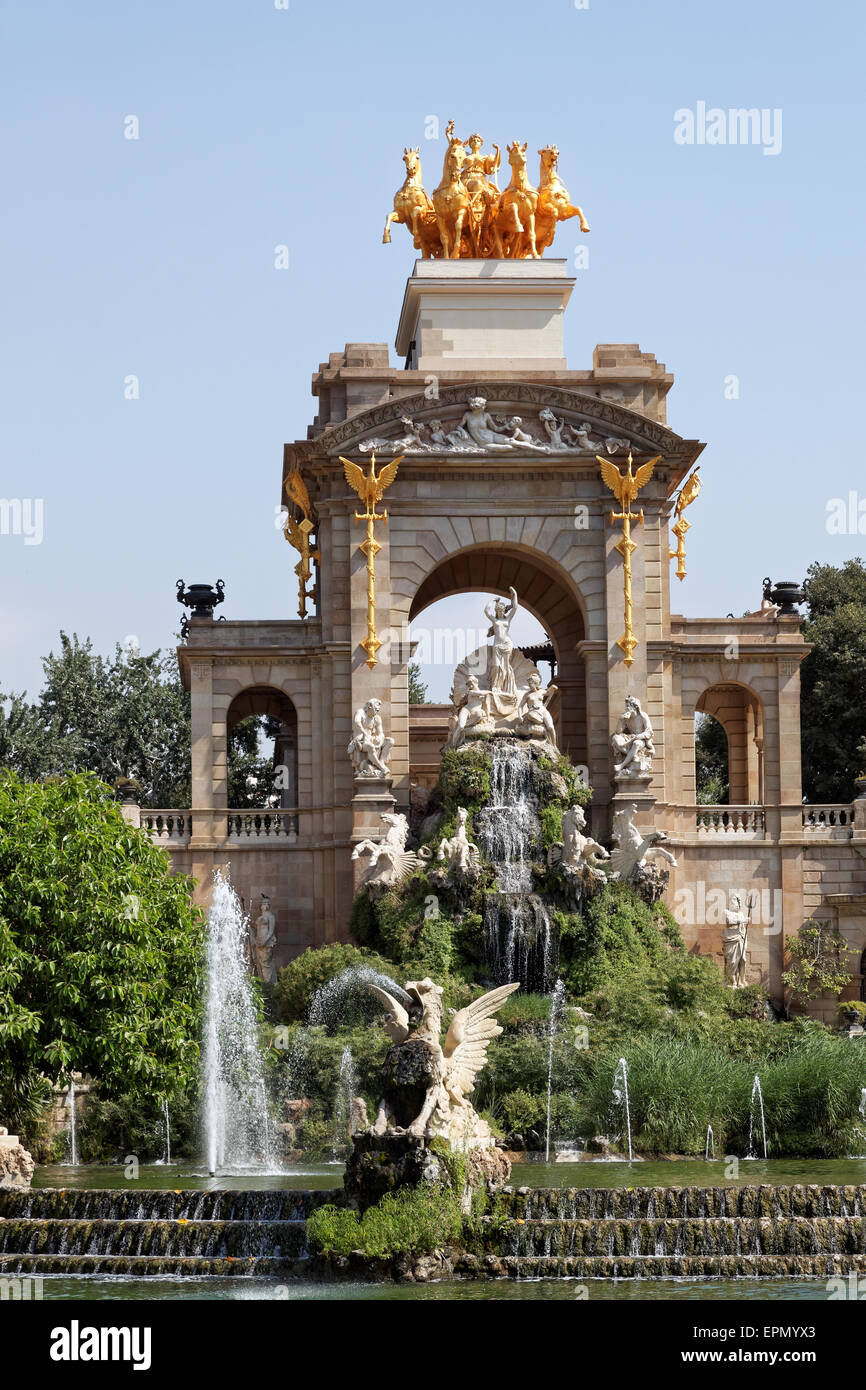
[365,976,519,1151]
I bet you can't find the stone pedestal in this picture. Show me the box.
[395,258,575,372]
[611,772,656,820]
[343,1132,510,1213]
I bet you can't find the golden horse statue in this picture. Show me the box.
[382,146,441,259]
[432,121,472,260]
[495,142,539,259]
[535,145,589,255]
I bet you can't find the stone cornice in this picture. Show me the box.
[284,381,703,473]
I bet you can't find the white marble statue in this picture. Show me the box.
[457,397,530,451]
[251,894,277,984]
[610,696,655,778]
[437,807,481,875]
[446,674,494,749]
[348,698,394,779]
[722,892,750,989]
[518,670,559,747]
[367,975,519,1149]
[559,804,609,881]
[484,586,519,695]
[352,812,420,893]
[609,802,677,883]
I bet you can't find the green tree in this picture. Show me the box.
[694,712,729,804]
[781,919,853,1006]
[0,771,205,1131]
[408,661,429,704]
[801,559,866,802]
[0,632,190,807]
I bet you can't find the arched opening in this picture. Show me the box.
[694,713,729,805]
[696,684,764,805]
[225,687,298,810]
[404,544,588,787]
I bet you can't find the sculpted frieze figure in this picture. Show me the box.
[348,698,394,779]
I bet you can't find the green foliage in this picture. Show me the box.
[0,631,191,808]
[499,1087,547,1133]
[77,1085,199,1164]
[306,1184,464,1258]
[557,881,682,997]
[0,771,205,1131]
[273,942,396,1025]
[407,662,429,705]
[801,558,866,802]
[438,746,491,816]
[837,999,866,1023]
[695,712,729,805]
[781,920,854,1003]
[539,804,563,848]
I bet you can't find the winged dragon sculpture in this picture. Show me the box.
[365,977,519,1150]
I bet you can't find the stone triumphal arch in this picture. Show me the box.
[143,253,866,1017]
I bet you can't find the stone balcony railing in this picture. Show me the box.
[142,808,300,846]
[695,806,766,837]
[141,811,193,844]
[801,804,855,837]
[226,809,299,841]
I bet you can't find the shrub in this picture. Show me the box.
[306,1183,464,1258]
[273,943,395,1025]
[499,1087,547,1133]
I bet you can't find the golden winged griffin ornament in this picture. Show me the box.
[669,467,702,582]
[340,452,403,670]
[366,976,519,1147]
[597,451,661,667]
[282,468,318,619]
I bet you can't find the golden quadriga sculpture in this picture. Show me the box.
[383,123,589,260]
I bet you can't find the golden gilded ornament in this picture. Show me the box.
[597,451,660,667]
[669,467,701,582]
[341,452,403,670]
[383,122,588,260]
[283,468,319,619]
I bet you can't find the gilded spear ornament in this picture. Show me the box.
[597,450,660,667]
[669,467,701,582]
[282,468,319,618]
[340,451,403,669]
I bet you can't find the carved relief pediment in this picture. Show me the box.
[289,383,694,462]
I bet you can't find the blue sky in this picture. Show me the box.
[2,0,864,703]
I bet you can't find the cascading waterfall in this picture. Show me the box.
[331,1046,357,1160]
[65,1077,78,1166]
[705,1123,715,1161]
[202,869,275,1175]
[544,979,566,1161]
[747,1074,768,1159]
[612,1057,633,1162]
[162,1099,172,1166]
[476,741,552,991]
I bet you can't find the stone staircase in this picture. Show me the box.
[0,1188,329,1278]
[3,1183,866,1280]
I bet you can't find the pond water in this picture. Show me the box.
[20,1275,834,1302]
[34,1156,866,1192]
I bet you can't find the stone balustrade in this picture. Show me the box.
[695,805,765,837]
[226,809,299,841]
[801,804,855,836]
[141,811,193,844]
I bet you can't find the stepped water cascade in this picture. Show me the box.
[202,870,275,1175]
[747,1074,768,1160]
[476,740,553,991]
[612,1058,633,1162]
[544,980,566,1161]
